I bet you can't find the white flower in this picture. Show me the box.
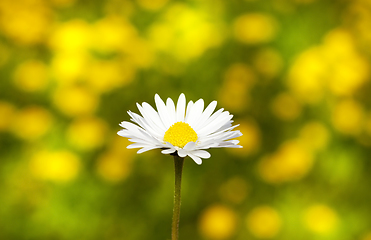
[117,93,242,165]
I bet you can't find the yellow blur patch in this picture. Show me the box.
[218,63,256,113]
[96,153,133,182]
[30,150,80,182]
[299,121,330,151]
[246,206,282,238]
[271,93,302,121]
[84,60,135,93]
[91,16,138,53]
[67,117,108,151]
[49,19,92,53]
[51,53,88,83]
[53,86,98,117]
[303,204,339,234]
[13,60,48,92]
[219,177,249,204]
[0,0,51,45]
[199,205,237,240]
[0,101,16,131]
[258,141,314,183]
[148,4,224,61]
[287,29,370,103]
[287,47,326,104]
[233,13,278,44]
[331,99,364,136]
[11,106,53,141]
[323,30,370,96]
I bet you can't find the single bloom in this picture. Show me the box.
[117,93,242,164]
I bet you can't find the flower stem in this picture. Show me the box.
[172,155,184,240]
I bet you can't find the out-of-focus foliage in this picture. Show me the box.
[1,0,371,239]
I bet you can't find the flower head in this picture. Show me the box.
[118,93,242,164]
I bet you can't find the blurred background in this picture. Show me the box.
[1,0,371,239]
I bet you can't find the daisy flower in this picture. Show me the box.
[117,93,242,164]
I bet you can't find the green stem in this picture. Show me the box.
[172,155,184,240]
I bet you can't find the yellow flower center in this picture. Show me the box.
[163,122,198,148]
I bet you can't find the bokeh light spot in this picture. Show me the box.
[30,150,80,182]
[303,204,339,234]
[233,13,278,44]
[246,206,282,238]
[199,205,237,240]
[11,106,53,141]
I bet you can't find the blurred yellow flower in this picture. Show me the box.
[218,63,256,113]
[233,13,278,44]
[288,28,370,103]
[0,101,16,131]
[258,141,314,183]
[298,121,330,151]
[219,176,249,204]
[271,93,302,121]
[323,29,369,96]
[53,86,98,117]
[91,16,138,53]
[49,19,92,53]
[303,204,339,234]
[13,60,49,92]
[246,206,282,238]
[11,106,53,141]
[287,47,326,104]
[84,60,135,93]
[96,152,133,182]
[199,205,237,240]
[30,150,80,182]
[66,117,108,150]
[51,53,88,84]
[331,99,364,136]
[0,0,52,45]
[148,4,224,61]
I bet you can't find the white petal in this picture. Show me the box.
[155,94,172,129]
[162,148,176,154]
[193,101,217,131]
[127,110,162,139]
[127,143,152,149]
[177,149,188,158]
[191,150,211,159]
[185,100,194,120]
[188,153,202,165]
[197,108,224,131]
[197,111,233,137]
[119,121,161,145]
[166,97,176,125]
[183,141,196,150]
[176,93,186,122]
[185,99,204,127]
[138,102,166,132]
[137,146,160,153]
